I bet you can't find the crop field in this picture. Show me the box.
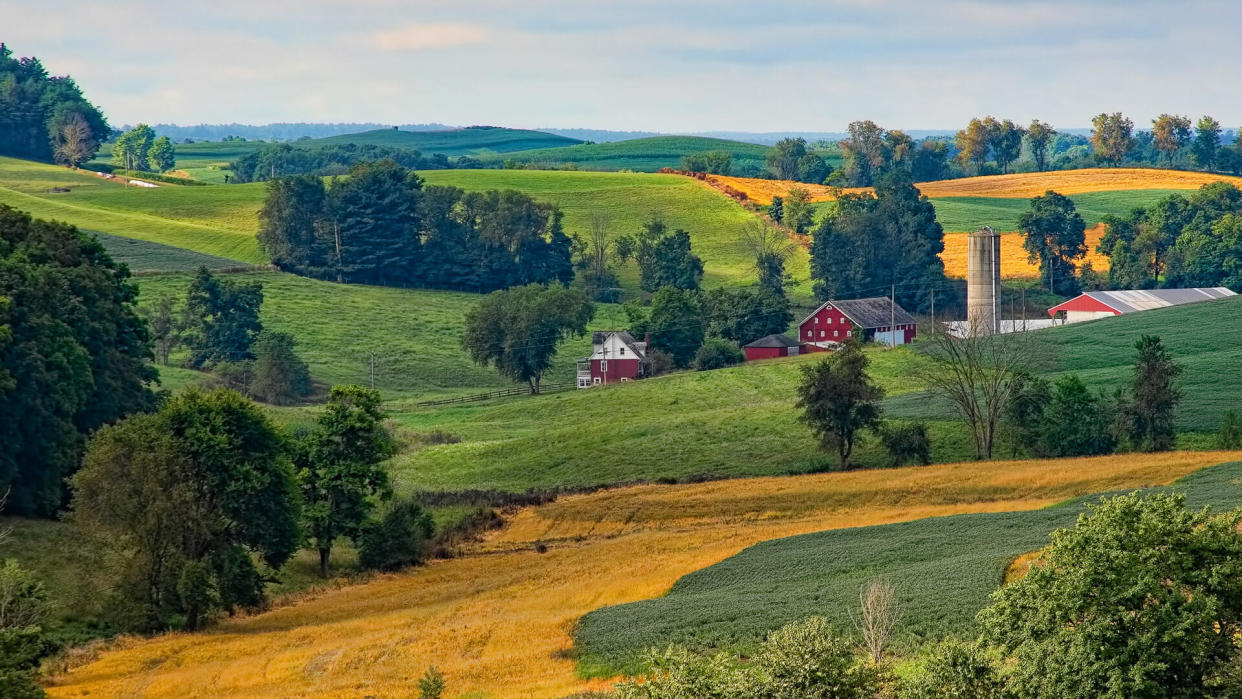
[941,224,1109,278]
[577,458,1242,675]
[419,169,812,294]
[93,231,254,273]
[46,451,1239,699]
[492,135,773,172]
[303,126,582,154]
[134,270,625,400]
[929,189,1188,232]
[715,168,1242,205]
[0,157,265,262]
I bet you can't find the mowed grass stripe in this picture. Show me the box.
[47,452,1239,699]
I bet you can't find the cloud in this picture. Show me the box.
[371,22,489,51]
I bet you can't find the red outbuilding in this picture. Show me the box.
[743,333,801,361]
[798,297,917,350]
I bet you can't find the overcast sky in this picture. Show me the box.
[4,0,1240,132]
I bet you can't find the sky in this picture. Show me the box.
[4,0,1240,132]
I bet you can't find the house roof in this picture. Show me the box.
[744,333,801,348]
[799,297,917,330]
[1048,287,1236,315]
[588,330,647,358]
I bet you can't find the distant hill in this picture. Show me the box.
[298,126,582,155]
[497,135,772,172]
[148,123,453,141]
[538,128,664,143]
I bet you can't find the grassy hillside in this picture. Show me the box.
[0,157,265,262]
[94,232,253,273]
[303,126,581,154]
[44,451,1234,699]
[134,270,624,400]
[419,169,809,293]
[575,459,1242,674]
[495,135,772,172]
[930,189,1186,232]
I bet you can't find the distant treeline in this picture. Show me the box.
[258,160,573,292]
[230,143,485,183]
[0,43,108,166]
[149,122,453,141]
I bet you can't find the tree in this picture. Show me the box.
[143,294,181,366]
[1121,335,1182,451]
[766,137,808,180]
[796,339,884,469]
[71,389,300,630]
[249,330,311,405]
[462,284,594,393]
[1037,375,1115,457]
[898,640,1008,699]
[647,287,704,368]
[681,150,732,175]
[111,123,156,171]
[1003,371,1051,457]
[1218,410,1242,449]
[0,559,51,699]
[1193,115,1223,170]
[0,43,109,163]
[981,492,1242,698]
[991,120,1025,173]
[917,325,1032,460]
[574,212,621,302]
[692,337,743,371]
[0,205,156,516]
[634,217,704,292]
[418,666,447,699]
[258,174,329,275]
[325,160,422,285]
[1026,120,1056,171]
[740,218,794,296]
[703,287,792,346]
[840,120,890,186]
[783,186,814,235]
[876,422,931,466]
[358,499,435,572]
[850,579,901,663]
[910,140,949,182]
[769,195,784,223]
[1151,114,1192,164]
[955,118,991,173]
[1019,191,1086,295]
[1090,112,1134,166]
[182,266,264,368]
[757,616,883,699]
[49,110,99,167]
[297,385,397,576]
[147,136,176,172]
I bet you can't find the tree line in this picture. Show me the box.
[230,142,485,183]
[110,123,176,173]
[0,43,108,166]
[258,161,574,291]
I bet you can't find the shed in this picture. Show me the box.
[743,333,801,361]
[1047,288,1236,324]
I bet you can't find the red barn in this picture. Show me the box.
[743,333,801,361]
[1047,288,1236,324]
[798,297,917,349]
[576,331,648,388]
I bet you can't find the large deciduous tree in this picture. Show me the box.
[981,492,1242,698]
[991,119,1025,174]
[1151,114,1193,164]
[0,205,156,516]
[796,339,884,469]
[182,266,264,368]
[1019,190,1087,296]
[462,284,594,393]
[1090,112,1134,166]
[634,217,704,292]
[1025,120,1056,172]
[955,118,991,173]
[147,135,176,173]
[1192,115,1223,170]
[647,286,705,368]
[111,124,156,172]
[295,385,397,577]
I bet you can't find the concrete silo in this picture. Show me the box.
[966,226,1001,335]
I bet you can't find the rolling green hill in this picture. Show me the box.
[494,135,773,172]
[302,126,581,154]
[574,459,1242,675]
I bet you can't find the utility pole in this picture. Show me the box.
[930,288,936,328]
[369,351,377,389]
[890,283,895,348]
[334,221,343,283]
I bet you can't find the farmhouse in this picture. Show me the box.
[798,297,917,349]
[577,331,648,388]
[743,333,801,361]
[1047,287,1237,324]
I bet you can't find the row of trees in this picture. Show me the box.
[0,43,108,166]
[231,142,478,183]
[111,123,176,173]
[258,161,574,291]
[621,491,1242,698]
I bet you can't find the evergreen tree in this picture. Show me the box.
[1123,335,1182,451]
[182,267,264,368]
[249,331,311,405]
[325,160,422,285]
[0,43,108,163]
[258,174,329,274]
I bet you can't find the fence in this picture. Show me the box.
[416,381,575,407]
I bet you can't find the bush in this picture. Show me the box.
[692,337,744,371]
[613,645,760,699]
[418,666,445,699]
[357,500,435,572]
[876,422,931,467]
[756,616,882,699]
[897,639,1009,699]
[646,349,676,377]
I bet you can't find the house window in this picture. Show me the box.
[820,330,825,338]
[833,330,839,337]
[601,360,608,372]
[619,346,626,355]
[593,377,601,385]
[814,317,819,324]
[620,377,629,382]
[578,378,589,388]
[828,316,833,324]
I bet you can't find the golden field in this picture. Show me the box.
[47,452,1242,699]
[941,223,1110,279]
[710,168,1242,205]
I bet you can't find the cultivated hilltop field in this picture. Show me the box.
[6,128,1242,698]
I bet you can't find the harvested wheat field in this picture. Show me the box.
[47,452,1242,699]
[941,223,1109,278]
[710,168,1242,205]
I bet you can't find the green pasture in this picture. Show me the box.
[491,135,772,172]
[302,127,580,155]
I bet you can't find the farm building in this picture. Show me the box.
[743,333,801,361]
[577,331,648,388]
[1047,288,1236,324]
[798,297,917,349]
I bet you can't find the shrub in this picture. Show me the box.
[248,330,312,405]
[418,666,446,699]
[1219,410,1242,449]
[876,422,932,467]
[646,349,676,377]
[613,645,759,699]
[692,337,744,371]
[756,616,882,699]
[897,639,1009,699]
[357,500,435,572]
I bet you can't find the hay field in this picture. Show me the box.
[712,168,1242,205]
[941,223,1109,278]
[48,452,1239,699]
